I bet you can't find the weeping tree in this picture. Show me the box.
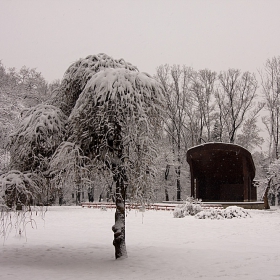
[5,53,165,259]
[9,104,68,172]
[0,170,45,239]
[6,104,68,206]
[69,68,165,258]
[49,53,138,116]
[0,170,44,209]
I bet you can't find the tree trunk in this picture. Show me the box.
[164,165,170,201]
[175,166,181,201]
[276,108,279,160]
[165,188,169,201]
[112,176,127,259]
[273,187,279,206]
[263,179,271,210]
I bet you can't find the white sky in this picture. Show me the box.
[1,0,280,83]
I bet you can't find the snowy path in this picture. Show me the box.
[1,206,280,280]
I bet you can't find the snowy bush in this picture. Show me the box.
[195,206,251,220]
[222,206,251,219]
[173,197,202,218]
[195,208,225,220]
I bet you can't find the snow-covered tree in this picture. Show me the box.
[266,158,280,206]
[0,170,44,209]
[0,169,45,239]
[69,67,165,258]
[0,62,53,171]
[211,119,223,142]
[5,53,165,259]
[236,117,264,152]
[49,53,138,116]
[9,104,68,172]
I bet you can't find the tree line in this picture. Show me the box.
[0,61,60,169]
[1,57,280,202]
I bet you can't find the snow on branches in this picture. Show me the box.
[69,67,165,203]
[0,170,44,209]
[173,200,251,219]
[50,53,139,116]
[266,158,280,206]
[5,53,166,258]
[0,170,46,240]
[7,53,166,207]
[49,141,94,192]
[75,68,164,118]
[9,104,68,171]
[70,68,165,147]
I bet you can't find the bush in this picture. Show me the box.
[195,206,251,220]
[222,206,251,219]
[173,197,202,218]
[194,208,224,220]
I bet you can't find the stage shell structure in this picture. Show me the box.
[186,143,257,203]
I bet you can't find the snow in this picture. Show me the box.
[1,206,280,280]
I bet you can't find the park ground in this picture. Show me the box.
[1,205,280,280]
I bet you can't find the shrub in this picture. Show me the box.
[195,208,224,219]
[173,197,202,218]
[195,206,251,220]
[222,206,251,219]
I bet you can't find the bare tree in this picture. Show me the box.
[190,69,216,142]
[16,66,49,107]
[156,65,193,201]
[260,56,280,160]
[216,69,258,143]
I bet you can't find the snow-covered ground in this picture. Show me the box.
[1,206,280,280]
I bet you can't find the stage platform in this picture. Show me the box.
[163,201,265,210]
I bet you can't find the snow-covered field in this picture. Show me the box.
[1,206,280,280]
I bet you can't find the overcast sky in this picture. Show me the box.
[1,0,280,83]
